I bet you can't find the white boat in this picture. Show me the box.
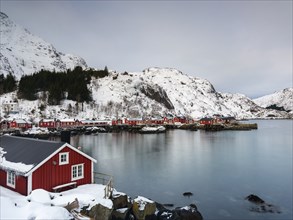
[139,126,166,134]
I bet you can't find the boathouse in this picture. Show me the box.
[39,119,57,129]
[0,136,96,196]
[199,117,215,125]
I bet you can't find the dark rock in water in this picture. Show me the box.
[245,194,281,214]
[174,204,203,220]
[245,194,265,204]
[248,204,282,214]
[183,192,193,197]
[163,204,174,208]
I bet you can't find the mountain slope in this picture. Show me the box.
[0,12,87,79]
[1,68,291,120]
[88,67,291,119]
[253,88,293,113]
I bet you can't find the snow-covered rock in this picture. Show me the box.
[253,88,293,113]
[0,12,87,79]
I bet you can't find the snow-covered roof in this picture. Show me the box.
[40,119,55,122]
[60,119,77,122]
[13,119,27,124]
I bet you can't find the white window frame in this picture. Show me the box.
[71,164,84,181]
[59,152,69,165]
[7,171,15,188]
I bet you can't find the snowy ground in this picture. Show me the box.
[0,184,112,219]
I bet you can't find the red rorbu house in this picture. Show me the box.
[125,118,144,126]
[0,135,96,196]
[173,116,187,124]
[199,117,215,125]
[145,118,164,125]
[59,119,80,128]
[163,117,174,124]
[9,119,32,131]
[112,119,123,126]
[39,119,57,129]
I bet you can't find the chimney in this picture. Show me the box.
[61,131,71,144]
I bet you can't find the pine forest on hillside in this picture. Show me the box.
[16,66,109,105]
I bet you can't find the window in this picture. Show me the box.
[7,171,15,188]
[59,152,69,165]
[72,164,84,181]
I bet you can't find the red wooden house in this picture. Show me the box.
[59,119,80,128]
[39,119,57,129]
[0,136,96,196]
[125,118,144,126]
[199,117,215,125]
[9,119,32,131]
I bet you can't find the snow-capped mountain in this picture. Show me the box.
[1,67,291,121]
[0,12,291,120]
[87,67,291,119]
[0,12,87,79]
[253,88,293,113]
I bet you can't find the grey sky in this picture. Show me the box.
[1,0,292,98]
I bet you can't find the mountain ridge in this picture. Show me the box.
[253,88,293,113]
[0,12,87,79]
[0,12,292,120]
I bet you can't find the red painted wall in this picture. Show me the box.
[32,146,92,192]
[0,169,28,195]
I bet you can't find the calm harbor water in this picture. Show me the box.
[70,120,292,220]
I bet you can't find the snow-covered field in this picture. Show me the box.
[0,184,112,219]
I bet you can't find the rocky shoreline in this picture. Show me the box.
[1,122,259,139]
[78,191,203,220]
[72,192,282,220]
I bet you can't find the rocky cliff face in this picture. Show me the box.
[0,12,87,79]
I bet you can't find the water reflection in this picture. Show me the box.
[66,120,292,220]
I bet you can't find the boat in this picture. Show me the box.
[139,126,166,134]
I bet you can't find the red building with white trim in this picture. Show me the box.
[39,119,57,129]
[9,119,32,131]
[0,136,96,196]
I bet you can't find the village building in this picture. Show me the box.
[199,117,215,125]
[0,120,10,130]
[39,119,57,129]
[221,116,236,124]
[0,136,96,196]
[59,119,80,128]
[2,100,19,115]
[9,119,32,131]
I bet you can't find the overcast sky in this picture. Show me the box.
[1,0,292,98]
